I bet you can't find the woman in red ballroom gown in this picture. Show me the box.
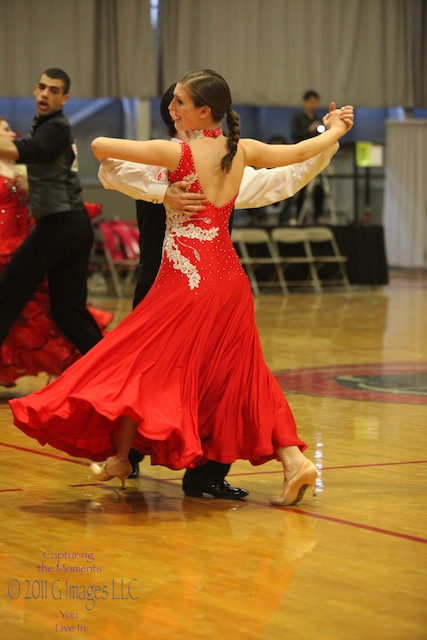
[10,70,353,506]
[0,117,112,387]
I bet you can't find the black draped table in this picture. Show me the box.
[329,224,388,285]
[234,223,389,288]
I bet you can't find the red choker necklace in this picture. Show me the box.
[189,127,222,140]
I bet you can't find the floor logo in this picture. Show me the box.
[274,362,427,404]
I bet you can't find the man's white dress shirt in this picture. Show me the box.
[98,143,339,210]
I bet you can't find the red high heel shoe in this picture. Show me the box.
[90,458,132,489]
[270,459,318,507]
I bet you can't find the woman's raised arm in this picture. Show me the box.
[241,105,354,169]
[91,137,181,172]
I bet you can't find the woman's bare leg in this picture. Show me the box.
[90,416,138,487]
[112,415,138,461]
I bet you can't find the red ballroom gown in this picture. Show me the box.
[0,173,112,386]
[10,143,306,468]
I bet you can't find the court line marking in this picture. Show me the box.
[53,479,427,546]
[0,488,23,493]
[1,440,427,545]
[271,506,427,546]
[6,471,427,545]
[0,441,91,465]
[1,441,426,473]
[227,459,427,476]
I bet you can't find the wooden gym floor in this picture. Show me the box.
[1,270,426,639]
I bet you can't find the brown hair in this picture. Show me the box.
[178,69,240,173]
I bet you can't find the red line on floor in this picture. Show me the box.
[225,459,427,478]
[320,460,427,470]
[0,488,23,493]
[280,506,427,545]
[1,454,425,545]
[0,441,89,465]
[3,440,424,477]
[68,483,105,487]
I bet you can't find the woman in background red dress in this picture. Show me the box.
[0,116,112,387]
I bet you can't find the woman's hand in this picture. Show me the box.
[323,103,354,134]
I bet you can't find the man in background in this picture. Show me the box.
[0,68,103,355]
[291,90,325,222]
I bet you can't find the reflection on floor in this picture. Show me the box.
[1,270,426,639]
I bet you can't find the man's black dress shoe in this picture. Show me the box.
[127,462,140,479]
[128,449,144,479]
[183,477,249,500]
[182,461,248,499]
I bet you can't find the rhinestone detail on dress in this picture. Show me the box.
[189,127,222,140]
[164,170,218,290]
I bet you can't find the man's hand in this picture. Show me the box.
[164,180,206,214]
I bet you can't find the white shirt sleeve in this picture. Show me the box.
[98,158,169,204]
[235,142,339,210]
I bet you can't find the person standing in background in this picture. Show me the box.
[291,90,323,143]
[291,90,325,222]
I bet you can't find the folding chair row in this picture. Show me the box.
[231,227,351,295]
[98,220,140,297]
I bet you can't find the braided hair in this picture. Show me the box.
[178,69,240,173]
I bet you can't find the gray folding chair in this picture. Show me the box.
[231,228,287,295]
[304,226,351,292]
[270,228,321,293]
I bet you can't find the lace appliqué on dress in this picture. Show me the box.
[164,173,219,290]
